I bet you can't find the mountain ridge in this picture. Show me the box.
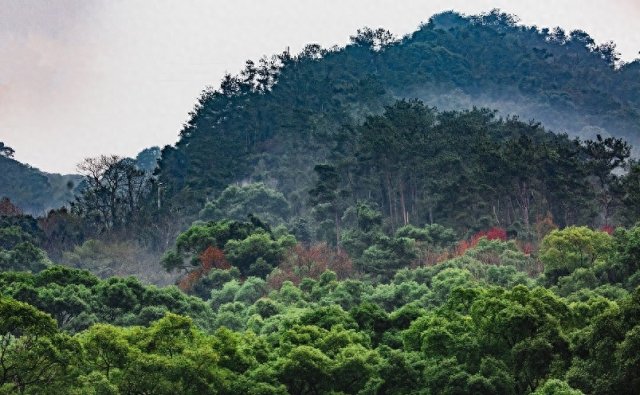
[157,10,639,220]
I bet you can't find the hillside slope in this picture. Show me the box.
[157,10,639,222]
[0,155,82,215]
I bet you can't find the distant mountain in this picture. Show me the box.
[134,146,162,174]
[0,155,82,215]
[0,146,161,216]
[157,9,639,217]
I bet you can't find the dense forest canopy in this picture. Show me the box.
[157,10,640,222]
[1,9,640,395]
[2,225,640,393]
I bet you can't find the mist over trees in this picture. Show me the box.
[0,144,82,215]
[1,9,640,394]
[157,10,640,227]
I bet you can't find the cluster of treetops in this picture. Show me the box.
[2,117,640,393]
[2,212,640,393]
[1,9,640,395]
[156,9,640,221]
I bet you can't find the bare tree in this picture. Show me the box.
[74,155,150,231]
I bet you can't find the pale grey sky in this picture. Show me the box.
[1,0,639,174]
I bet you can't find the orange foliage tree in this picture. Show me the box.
[267,243,354,289]
[455,227,508,256]
[178,246,230,292]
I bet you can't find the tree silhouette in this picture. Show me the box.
[0,142,15,158]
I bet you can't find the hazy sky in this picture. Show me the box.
[1,0,639,174]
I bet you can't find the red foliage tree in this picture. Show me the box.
[200,246,231,271]
[477,227,508,242]
[178,246,229,292]
[519,242,534,255]
[600,225,614,235]
[177,270,202,293]
[455,227,508,256]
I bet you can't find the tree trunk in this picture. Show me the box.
[334,209,340,249]
[399,178,408,225]
[384,171,395,229]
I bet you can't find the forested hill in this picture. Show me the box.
[157,10,639,228]
[4,10,640,394]
[0,154,82,215]
[0,146,160,216]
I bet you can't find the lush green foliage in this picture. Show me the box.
[2,10,640,394]
[161,217,295,277]
[157,10,640,232]
[200,183,291,225]
[2,225,640,393]
[0,217,50,273]
[0,266,214,333]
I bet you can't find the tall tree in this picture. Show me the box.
[309,164,346,247]
[73,155,150,231]
[583,135,630,225]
